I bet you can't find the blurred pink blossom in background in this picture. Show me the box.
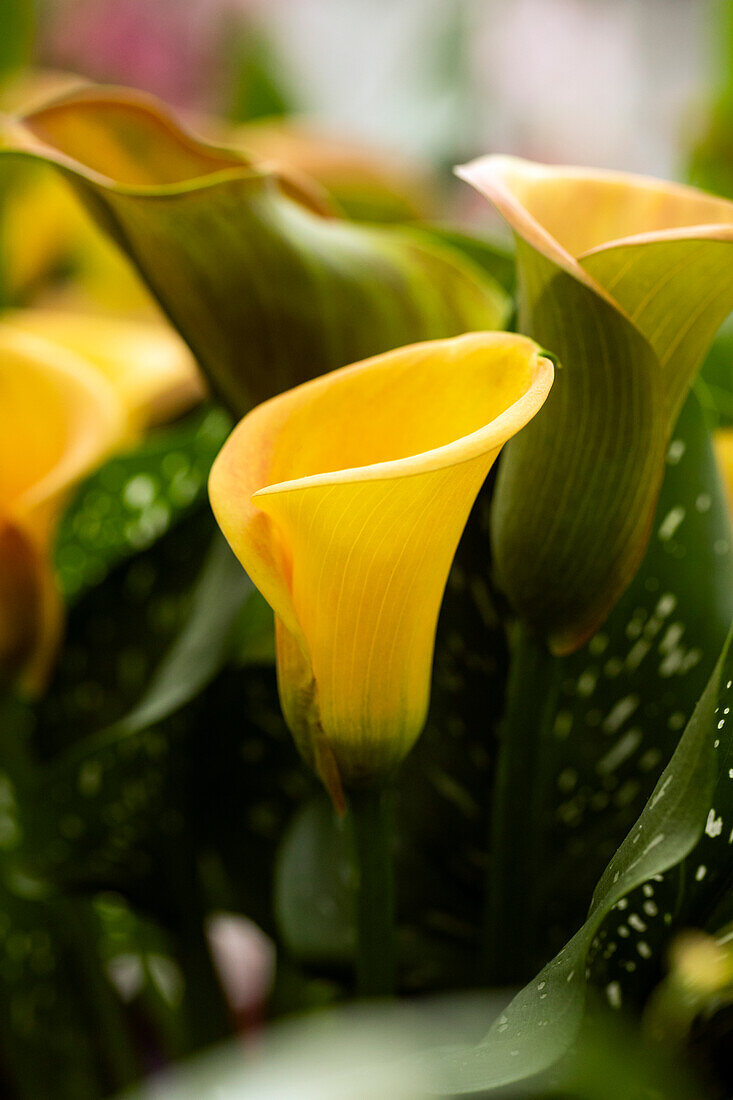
[39,0,254,110]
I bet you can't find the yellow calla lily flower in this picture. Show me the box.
[0,305,202,691]
[2,309,205,429]
[0,326,127,691]
[456,154,733,429]
[210,333,553,802]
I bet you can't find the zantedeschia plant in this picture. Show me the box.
[458,156,733,652]
[210,331,552,994]
[0,51,733,1100]
[210,333,552,799]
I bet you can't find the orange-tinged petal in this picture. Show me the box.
[0,325,127,690]
[2,309,205,429]
[210,333,553,794]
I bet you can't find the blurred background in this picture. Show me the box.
[27,0,727,179]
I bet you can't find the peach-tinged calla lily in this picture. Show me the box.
[0,327,127,690]
[210,333,553,802]
[456,155,733,426]
[454,155,733,652]
[1,309,205,429]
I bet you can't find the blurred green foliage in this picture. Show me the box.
[0,1,34,87]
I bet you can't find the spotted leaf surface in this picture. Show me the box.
[394,392,733,992]
[0,887,136,1100]
[531,392,733,965]
[54,405,231,604]
[430,624,733,1095]
[39,505,217,758]
[23,528,252,896]
[0,699,138,1100]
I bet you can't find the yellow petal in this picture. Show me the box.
[2,167,81,300]
[210,333,552,793]
[0,325,127,690]
[2,309,205,429]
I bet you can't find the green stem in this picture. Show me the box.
[349,785,395,997]
[163,856,231,1052]
[177,901,231,1050]
[484,622,562,985]
[65,899,140,1092]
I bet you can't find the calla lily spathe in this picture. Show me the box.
[0,327,126,689]
[210,333,553,801]
[0,86,509,417]
[455,155,733,651]
[2,309,204,429]
[2,165,155,313]
[0,68,153,312]
[0,311,203,691]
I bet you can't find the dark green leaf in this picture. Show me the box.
[274,797,355,966]
[429,623,733,1095]
[55,405,231,604]
[528,392,733,971]
[110,533,251,737]
[24,525,252,893]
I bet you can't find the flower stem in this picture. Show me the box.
[163,855,231,1052]
[349,784,395,996]
[484,621,562,985]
